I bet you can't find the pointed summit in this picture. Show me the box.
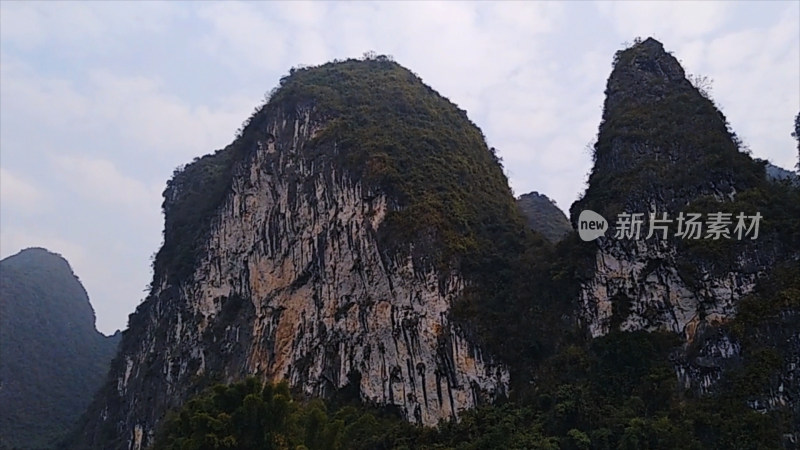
[614,37,686,79]
[604,37,688,116]
[571,38,764,220]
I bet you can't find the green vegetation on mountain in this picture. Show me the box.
[517,192,572,243]
[151,55,544,379]
[154,55,526,285]
[0,248,120,450]
[572,38,765,221]
[155,148,243,283]
[676,176,800,278]
[450,38,800,447]
[733,263,800,337]
[152,378,423,450]
[117,39,800,449]
[272,56,526,270]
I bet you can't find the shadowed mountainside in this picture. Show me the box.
[517,191,572,243]
[0,248,120,450]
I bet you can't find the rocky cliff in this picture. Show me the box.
[0,248,120,450]
[570,38,800,433]
[572,38,780,337]
[72,57,522,449]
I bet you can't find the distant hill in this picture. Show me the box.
[0,248,120,450]
[760,159,799,185]
[517,191,572,243]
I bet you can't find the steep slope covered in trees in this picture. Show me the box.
[517,192,572,243]
[0,248,120,450]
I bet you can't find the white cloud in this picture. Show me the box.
[196,2,296,74]
[595,1,729,41]
[52,155,162,213]
[0,2,48,49]
[86,70,250,161]
[0,60,91,131]
[0,1,179,51]
[1,57,251,170]
[0,168,47,212]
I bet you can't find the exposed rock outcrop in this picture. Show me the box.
[72,59,512,450]
[570,38,800,432]
[572,38,772,339]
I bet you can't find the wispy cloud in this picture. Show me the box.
[0,168,48,212]
[51,155,161,213]
[595,1,730,41]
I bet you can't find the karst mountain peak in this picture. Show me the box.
[62,42,800,450]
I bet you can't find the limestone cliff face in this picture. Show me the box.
[579,239,761,339]
[571,38,799,411]
[74,60,510,450]
[576,237,788,402]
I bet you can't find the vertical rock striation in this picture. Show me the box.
[572,38,771,341]
[73,58,512,450]
[570,38,800,427]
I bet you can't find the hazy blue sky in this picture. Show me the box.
[1,1,798,334]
